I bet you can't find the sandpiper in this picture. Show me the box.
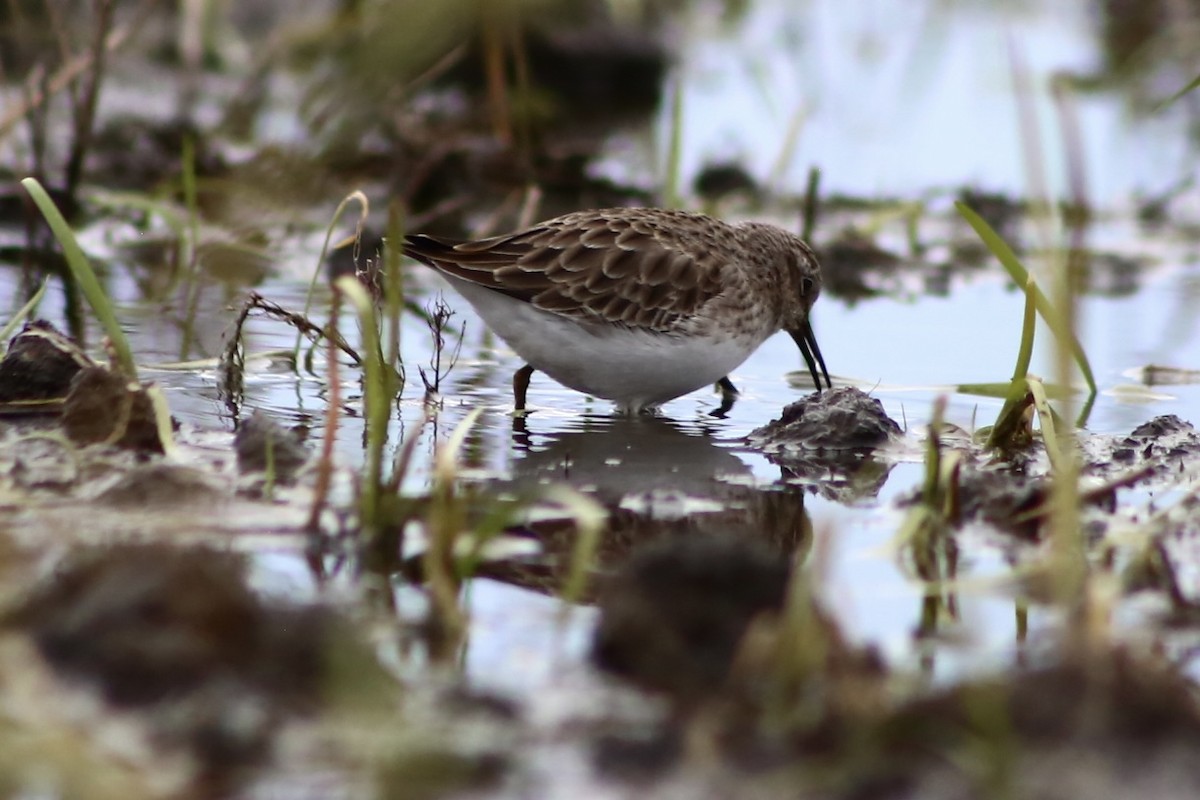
[403,207,830,413]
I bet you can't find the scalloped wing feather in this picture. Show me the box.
[402,209,732,331]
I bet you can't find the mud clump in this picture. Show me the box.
[748,387,901,499]
[958,187,1025,241]
[924,414,1200,538]
[0,320,94,404]
[1110,414,1200,477]
[949,467,1056,538]
[8,545,325,707]
[235,409,310,485]
[440,7,668,127]
[592,535,791,703]
[749,386,901,453]
[589,535,794,779]
[863,649,1200,800]
[694,161,759,202]
[0,322,168,454]
[95,462,228,507]
[87,115,225,192]
[511,23,666,122]
[590,535,887,779]
[592,535,1200,799]
[4,545,331,783]
[816,230,903,300]
[591,534,881,708]
[62,366,166,453]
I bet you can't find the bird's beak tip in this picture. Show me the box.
[789,321,831,392]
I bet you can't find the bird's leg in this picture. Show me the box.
[513,364,534,412]
[511,413,531,447]
[711,376,739,418]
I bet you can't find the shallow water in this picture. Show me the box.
[7,231,1198,695]
[623,0,1196,205]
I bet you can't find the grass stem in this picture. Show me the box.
[20,177,137,379]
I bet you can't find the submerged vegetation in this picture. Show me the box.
[2,0,1200,797]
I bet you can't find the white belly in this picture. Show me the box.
[442,277,759,410]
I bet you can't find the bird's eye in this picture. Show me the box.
[801,276,815,296]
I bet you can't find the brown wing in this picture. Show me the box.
[402,209,733,331]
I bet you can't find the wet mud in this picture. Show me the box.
[1,545,330,792]
[0,320,93,404]
[1,321,168,452]
[590,535,1200,800]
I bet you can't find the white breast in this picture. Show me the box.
[441,276,762,410]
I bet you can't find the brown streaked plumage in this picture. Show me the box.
[404,208,830,413]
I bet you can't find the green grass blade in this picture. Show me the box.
[955,201,1096,394]
[768,102,807,197]
[985,272,1041,449]
[985,379,1034,452]
[0,276,50,346]
[21,177,138,379]
[922,395,946,507]
[958,381,1073,400]
[663,76,684,209]
[335,275,389,533]
[1028,378,1061,472]
[145,384,177,455]
[1075,388,1096,428]
[424,407,485,644]
[383,203,407,396]
[801,167,821,242]
[1011,274,1038,383]
[297,191,370,366]
[1155,73,1200,111]
[543,485,606,605]
[954,382,1017,398]
[179,136,202,359]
